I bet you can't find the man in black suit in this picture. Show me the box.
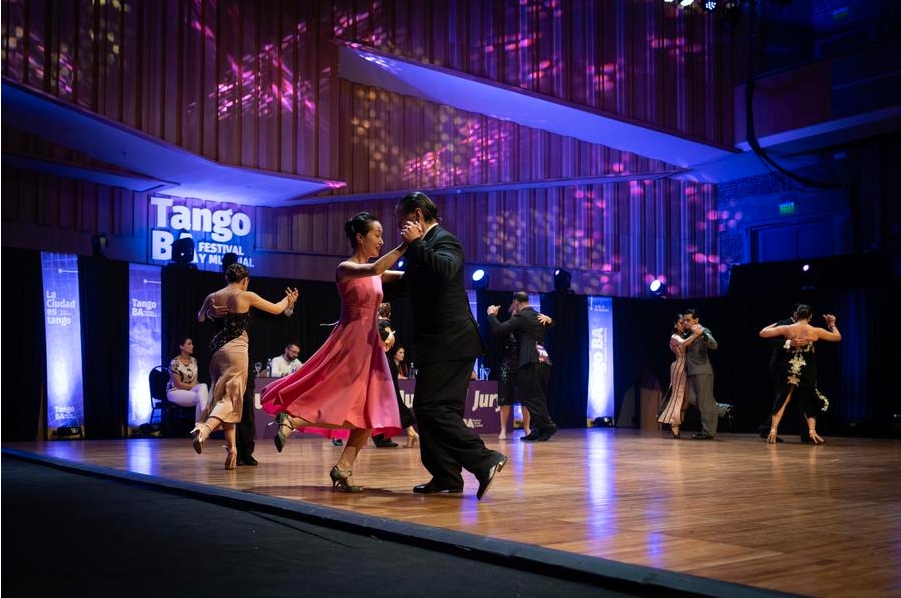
[394,191,507,500]
[486,292,557,441]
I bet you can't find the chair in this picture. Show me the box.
[148,365,195,437]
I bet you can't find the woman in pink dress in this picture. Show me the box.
[262,212,407,492]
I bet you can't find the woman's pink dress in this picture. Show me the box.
[260,275,401,440]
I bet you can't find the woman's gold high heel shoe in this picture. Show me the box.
[808,430,825,445]
[329,466,363,493]
[268,413,295,453]
[767,427,779,444]
[190,423,212,454]
[671,426,681,439]
[404,428,420,448]
[224,447,238,470]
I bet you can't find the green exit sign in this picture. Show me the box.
[779,201,796,215]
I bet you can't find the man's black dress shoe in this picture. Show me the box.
[520,431,539,442]
[476,454,508,500]
[413,481,464,494]
[691,432,714,440]
[237,454,258,466]
[536,426,558,441]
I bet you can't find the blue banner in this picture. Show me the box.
[41,252,84,433]
[128,264,163,427]
[587,296,614,420]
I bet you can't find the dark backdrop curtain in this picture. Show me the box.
[2,248,45,440]
[538,291,589,429]
[78,256,130,438]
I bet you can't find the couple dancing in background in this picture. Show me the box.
[262,193,507,499]
[656,309,717,440]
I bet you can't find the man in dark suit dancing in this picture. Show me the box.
[394,191,507,500]
[486,291,557,441]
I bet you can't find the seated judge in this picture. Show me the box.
[270,342,302,377]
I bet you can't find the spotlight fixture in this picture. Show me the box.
[471,268,489,290]
[222,252,239,269]
[649,279,667,297]
[553,268,572,292]
[171,236,195,265]
[91,232,109,257]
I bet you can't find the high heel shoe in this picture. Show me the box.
[190,423,211,454]
[329,466,363,493]
[268,413,295,453]
[404,428,420,448]
[808,430,825,445]
[671,426,681,439]
[224,447,237,470]
[767,427,778,444]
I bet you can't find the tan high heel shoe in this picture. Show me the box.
[224,446,237,470]
[808,429,825,445]
[767,427,779,444]
[190,423,212,454]
[404,427,420,448]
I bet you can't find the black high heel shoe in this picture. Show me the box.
[329,466,363,493]
[268,413,295,453]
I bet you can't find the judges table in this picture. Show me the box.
[253,377,500,440]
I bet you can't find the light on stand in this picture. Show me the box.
[649,279,667,297]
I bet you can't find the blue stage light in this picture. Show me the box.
[472,268,489,289]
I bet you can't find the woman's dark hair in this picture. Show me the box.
[396,191,439,223]
[171,335,192,357]
[796,304,813,319]
[225,263,249,283]
[344,212,379,250]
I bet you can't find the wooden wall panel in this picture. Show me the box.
[2,0,727,298]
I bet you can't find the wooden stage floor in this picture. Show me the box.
[4,428,900,597]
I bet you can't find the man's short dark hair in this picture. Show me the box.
[513,291,529,303]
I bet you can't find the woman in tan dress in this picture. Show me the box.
[194,263,297,469]
[657,314,698,439]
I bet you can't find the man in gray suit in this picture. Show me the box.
[486,292,557,441]
[682,308,719,440]
[395,192,508,500]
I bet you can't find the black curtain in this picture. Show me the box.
[78,256,130,438]
[2,248,45,440]
[537,291,590,429]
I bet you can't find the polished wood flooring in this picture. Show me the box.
[5,429,900,598]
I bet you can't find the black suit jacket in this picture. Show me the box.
[487,306,549,369]
[393,225,484,363]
